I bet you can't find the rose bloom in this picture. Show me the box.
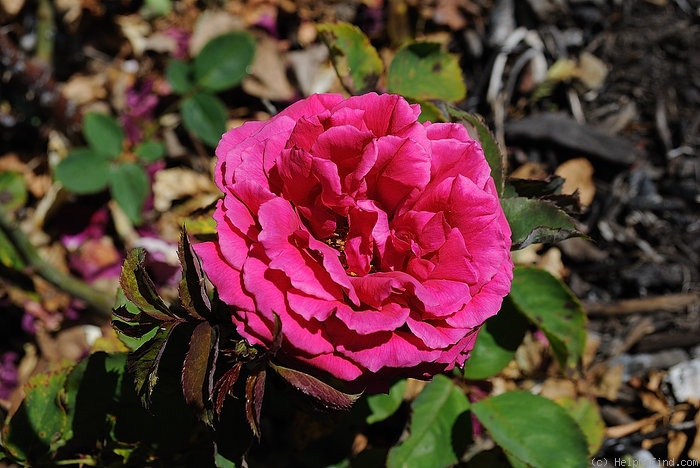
[195,93,513,392]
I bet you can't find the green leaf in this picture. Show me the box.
[109,162,150,225]
[181,92,228,147]
[194,32,256,92]
[0,228,24,269]
[317,22,383,94]
[366,379,406,424]
[446,107,506,196]
[556,397,605,457]
[181,321,217,423]
[83,112,124,158]
[387,375,471,468]
[119,249,172,321]
[134,140,166,163]
[387,42,466,102]
[463,297,528,380]
[501,197,580,250]
[1,364,73,463]
[166,59,194,94]
[471,391,588,468]
[55,148,110,194]
[269,363,361,411]
[0,171,27,212]
[509,266,587,371]
[416,100,444,124]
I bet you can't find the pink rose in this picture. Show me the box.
[195,93,513,392]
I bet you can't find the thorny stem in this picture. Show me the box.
[0,208,114,320]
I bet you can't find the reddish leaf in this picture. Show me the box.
[213,362,242,416]
[178,230,211,320]
[181,321,217,422]
[269,363,361,411]
[245,370,266,439]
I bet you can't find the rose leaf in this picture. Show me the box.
[317,22,383,94]
[0,364,73,463]
[366,379,407,424]
[387,375,471,468]
[182,321,218,424]
[387,42,466,103]
[213,362,242,417]
[462,296,528,380]
[119,248,173,321]
[509,266,587,372]
[127,321,191,408]
[556,397,605,457]
[245,370,266,439]
[178,229,211,320]
[447,107,506,196]
[501,197,582,250]
[269,363,361,411]
[471,391,588,468]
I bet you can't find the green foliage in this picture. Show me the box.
[166,31,256,146]
[387,42,466,102]
[53,112,166,225]
[83,112,125,158]
[318,22,384,94]
[366,378,406,424]
[109,163,150,225]
[1,364,73,463]
[181,92,229,146]
[194,32,257,92]
[462,297,528,380]
[501,197,581,249]
[471,391,589,468]
[509,266,587,371]
[0,171,28,212]
[387,375,471,468]
[55,147,111,194]
[557,397,606,456]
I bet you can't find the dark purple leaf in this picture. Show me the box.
[181,322,217,423]
[127,322,182,407]
[213,362,242,416]
[178,229,211,320]
[270,363,361,411]
[245,370,266,439]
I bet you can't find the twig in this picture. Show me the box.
[585,293,699,316]
[0,208,114,320]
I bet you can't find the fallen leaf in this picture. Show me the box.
[153,167,219,212]
[555,157,596,207]
[242,35,296,101]
[0,0,25,16]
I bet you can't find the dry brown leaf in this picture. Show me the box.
[61,73,108,105]
[537,247,567,279]
[555,157,596,207]
[688,410,700,461]
[540,378,577,400]
[189,10,245,56]
[0,0,24,16]
[577,52,608,90]
[242,35,296,101]
[511,161,549,180]
[153,167,219,212]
